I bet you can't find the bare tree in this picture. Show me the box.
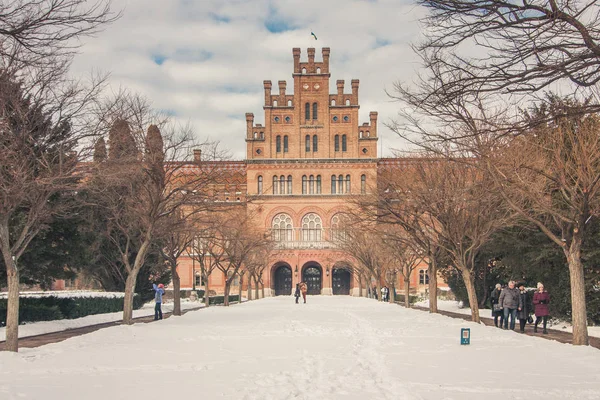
[215,208,270,306]
[412,0,600,107]
[479,97,600,345]
[383,231,424,308]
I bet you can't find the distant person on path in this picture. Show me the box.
[499,280,522,330]
[533,282,550,334]
[299,281,308,303]
[294,283,301,304]
[153,283,165,320]
[490,283,504,328]
[517,283,530,333]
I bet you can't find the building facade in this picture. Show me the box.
[176,48,447,297]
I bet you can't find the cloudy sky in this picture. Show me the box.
[71,0,426,159]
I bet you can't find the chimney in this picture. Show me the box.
[278,80,286,97]
[193,149,202,163]
[337,80,344,96]
[322,48,330,73]
[293,48,301,73]
[369,111,378,137]
[307,47,315,67]
[351,79,360,105]
[263,80,272,106]
[246,112,254,138]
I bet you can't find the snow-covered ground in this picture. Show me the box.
[1,296,599,400]
[416,299,600,338]
[0,299,203,341]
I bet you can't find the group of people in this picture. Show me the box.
[490,281,550,334]
[294,282,308,303]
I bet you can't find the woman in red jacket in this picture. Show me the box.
[533,282,550,334]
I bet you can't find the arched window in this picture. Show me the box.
[273,176,278,195]
[312,102,318,120]
[419,270,430,285]
[338,175,344,194]
[334,135,340,152]
[367,131,371,137]
[260,132,264,139]
[316,175,322,194]
[273,100,278,107]
[276,135,281,153]
[305,135,311,152]
[345,175,351,193]
[331,175,337,194]
[305,103,310,120]
[317,67,321,74]
[257,175,263,194]
[287,100,292,106]
[309,175,315,194]
[279,175,285,194]
[283,135,289,153]
[331,214,347,242]
[313,135,318,152]
[253,132,258,139]
[342,134,347,152]
[302,67,307,74]
[301,213,322,242]
[345,99,350,106]
[359,131,363,138]
[331,99,336,106]
[361,174,366,194]
[302,175,307,194]
[272,213,293,242]
[287,175,292,194]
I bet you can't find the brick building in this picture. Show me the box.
[176,48,448,298]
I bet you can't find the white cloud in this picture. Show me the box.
[71,0,425,159]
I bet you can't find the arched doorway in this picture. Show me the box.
[273,264,292,296]
[332,268,351,295]
[302,263,322,295]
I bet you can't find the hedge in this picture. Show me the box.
[0,294,143,326]
[395,294,420,305]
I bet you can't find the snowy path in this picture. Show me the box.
[1,296,599,400]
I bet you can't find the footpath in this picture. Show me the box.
[0,305,205,351]
[412,304,600,349]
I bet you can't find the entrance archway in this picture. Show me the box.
[332,268,351,295]
[273,263,292,296]
[302,262,322,295]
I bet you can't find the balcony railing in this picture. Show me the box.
[271,228,344,250]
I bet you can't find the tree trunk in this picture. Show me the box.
[4,256,20,352]
[375,276,382,302]
[261,281,265,298]
[204,272,210,307]
[247,274,252,300]
[462,269,480,323]
[238,274,243,304]
[565,234,589,346]
[390,273,396,304]
[171,262,181,316]
[224,280,232,306]
[428,258,438,313]
[123,271,138,325]
[479,262,489,309]
[254,275,260,300]
[404,276,411,308]
[357,274,363,297]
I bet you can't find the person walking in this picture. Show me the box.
[299,281,308,304]
[294,283,301,304]
[152,283,165,320]
[499,280,522,330]
[517,283,530,333]
[533,282,550,334]
[490,283,504,328]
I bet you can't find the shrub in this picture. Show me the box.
[395,294,419,305]
[0,294,143,325]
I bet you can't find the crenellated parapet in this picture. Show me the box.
[293,47,330,75]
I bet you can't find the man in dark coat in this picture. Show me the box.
[499,280,522,330]
[517,283,530,332]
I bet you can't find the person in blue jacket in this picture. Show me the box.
[153,283,165,320]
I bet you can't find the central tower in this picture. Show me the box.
[245,48,378,160]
